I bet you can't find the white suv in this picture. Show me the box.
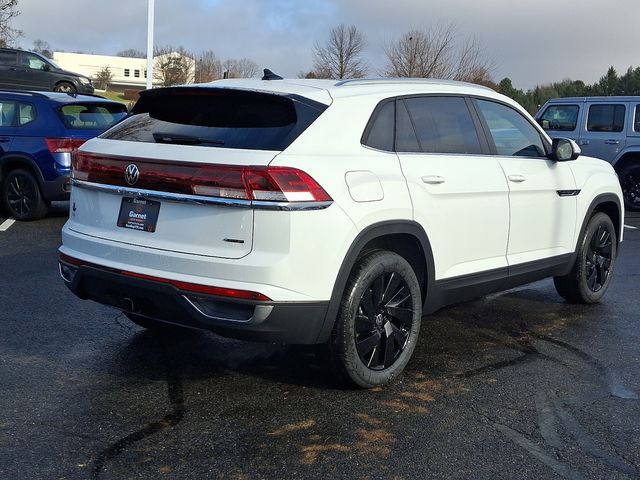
[59,76,623,387]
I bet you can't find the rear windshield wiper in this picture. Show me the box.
[152,132,225,146]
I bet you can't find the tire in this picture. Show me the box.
[329,251,422,388]
[553,212,617,304]
[2,169,48,220]
[124,312,191,332]
[618,162,640,211]
[53,81,76,94]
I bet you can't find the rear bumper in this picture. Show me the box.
[41,174,71,201]
[59,256,329,344]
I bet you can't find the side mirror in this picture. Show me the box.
[42,63,50,71]
[552,138,580,161]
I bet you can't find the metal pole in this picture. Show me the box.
[146,0,154,89]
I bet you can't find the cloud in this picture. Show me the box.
[13,0,640,89]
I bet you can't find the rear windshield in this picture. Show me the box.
[58,103,128,130]
[101,88,328,150]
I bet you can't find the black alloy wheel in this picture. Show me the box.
[330,251,422,388]
[619,163,640,211]
[355,271,414,370]
[2,169,48,220]
[553,212,617,304]
[584,223,613,293]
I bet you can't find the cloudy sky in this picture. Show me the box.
[13,0,640,90]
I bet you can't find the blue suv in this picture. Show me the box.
[0,90,127,220]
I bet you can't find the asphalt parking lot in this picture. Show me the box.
[1,205,639,480]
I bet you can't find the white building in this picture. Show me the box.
[52,51,196,91]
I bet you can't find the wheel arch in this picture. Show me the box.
[0,154,45,186]
[576,193,623,251]
[315,220,435,343]
[612,149,640,171]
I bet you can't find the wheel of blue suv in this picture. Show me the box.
[329,251,422,388]
[554,212,617,304]
[619,162,640,212]
[2,169,48,220]
[124,312,191,332]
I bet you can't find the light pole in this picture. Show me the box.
[146,0,154,89]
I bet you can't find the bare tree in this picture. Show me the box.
[32,39,52,58]
[222,58,259,78]
[93,66,113,90]
[312,24,367,79]
[0,0,21,47]
[384,24,494,83]
[195,50,222,83]
[117,48,145,58]
[153,45,196,86]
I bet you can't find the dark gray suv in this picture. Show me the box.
[536,96,640,210]
[0,48,94,95]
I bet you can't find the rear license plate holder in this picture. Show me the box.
[117,197,160,232]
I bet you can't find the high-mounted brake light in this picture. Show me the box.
[72,152,333,204]
[46,138,86,153]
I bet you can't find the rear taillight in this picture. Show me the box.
[46,138,86,153]
[72,152,332,204]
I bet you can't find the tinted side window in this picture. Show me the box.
[0,100,17,126]
[476,99,546,157]
[634,105,640,133]
[396,100,420,152]
[18,103,36,126]
[0,51,17,65]
[362,100,394,151]
[400,96,482,154]
[538,104,579,131]
[587,104,625,132]
[21,52,47,70]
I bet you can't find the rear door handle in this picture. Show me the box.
[0,137,11,143]
[508,174,526,183]
[421,175,445,185]
[604,139,620,145]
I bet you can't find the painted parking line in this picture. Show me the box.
[624,224,638,230]
[0,218,15,231]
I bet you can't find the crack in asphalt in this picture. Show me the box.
[91,337,185,479]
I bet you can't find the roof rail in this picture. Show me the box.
[0,89,49,98]
[334,77,495,91]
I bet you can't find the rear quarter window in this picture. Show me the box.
[103,88,327,151]
[58,103,128,130]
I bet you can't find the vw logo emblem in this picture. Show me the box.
[124,164,140,186]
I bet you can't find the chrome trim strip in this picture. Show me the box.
[71,179,333,211]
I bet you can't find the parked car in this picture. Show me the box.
[59,77,623,388]
[0,48,94,95]
[0,90,128,220]
[536,96,640,211]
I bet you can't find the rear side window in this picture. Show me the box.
[587,104,625,132]
[362,101,395,151]
[58,103,128,130]
[538,104,579,131]
[0,101,36,126]
[634,105,640,132]
[103,88,328,151]
[476,99,546,158]
[0,50,16,65]
[399,97,482,154]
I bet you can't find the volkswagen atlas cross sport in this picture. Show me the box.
[58,75,623,388]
